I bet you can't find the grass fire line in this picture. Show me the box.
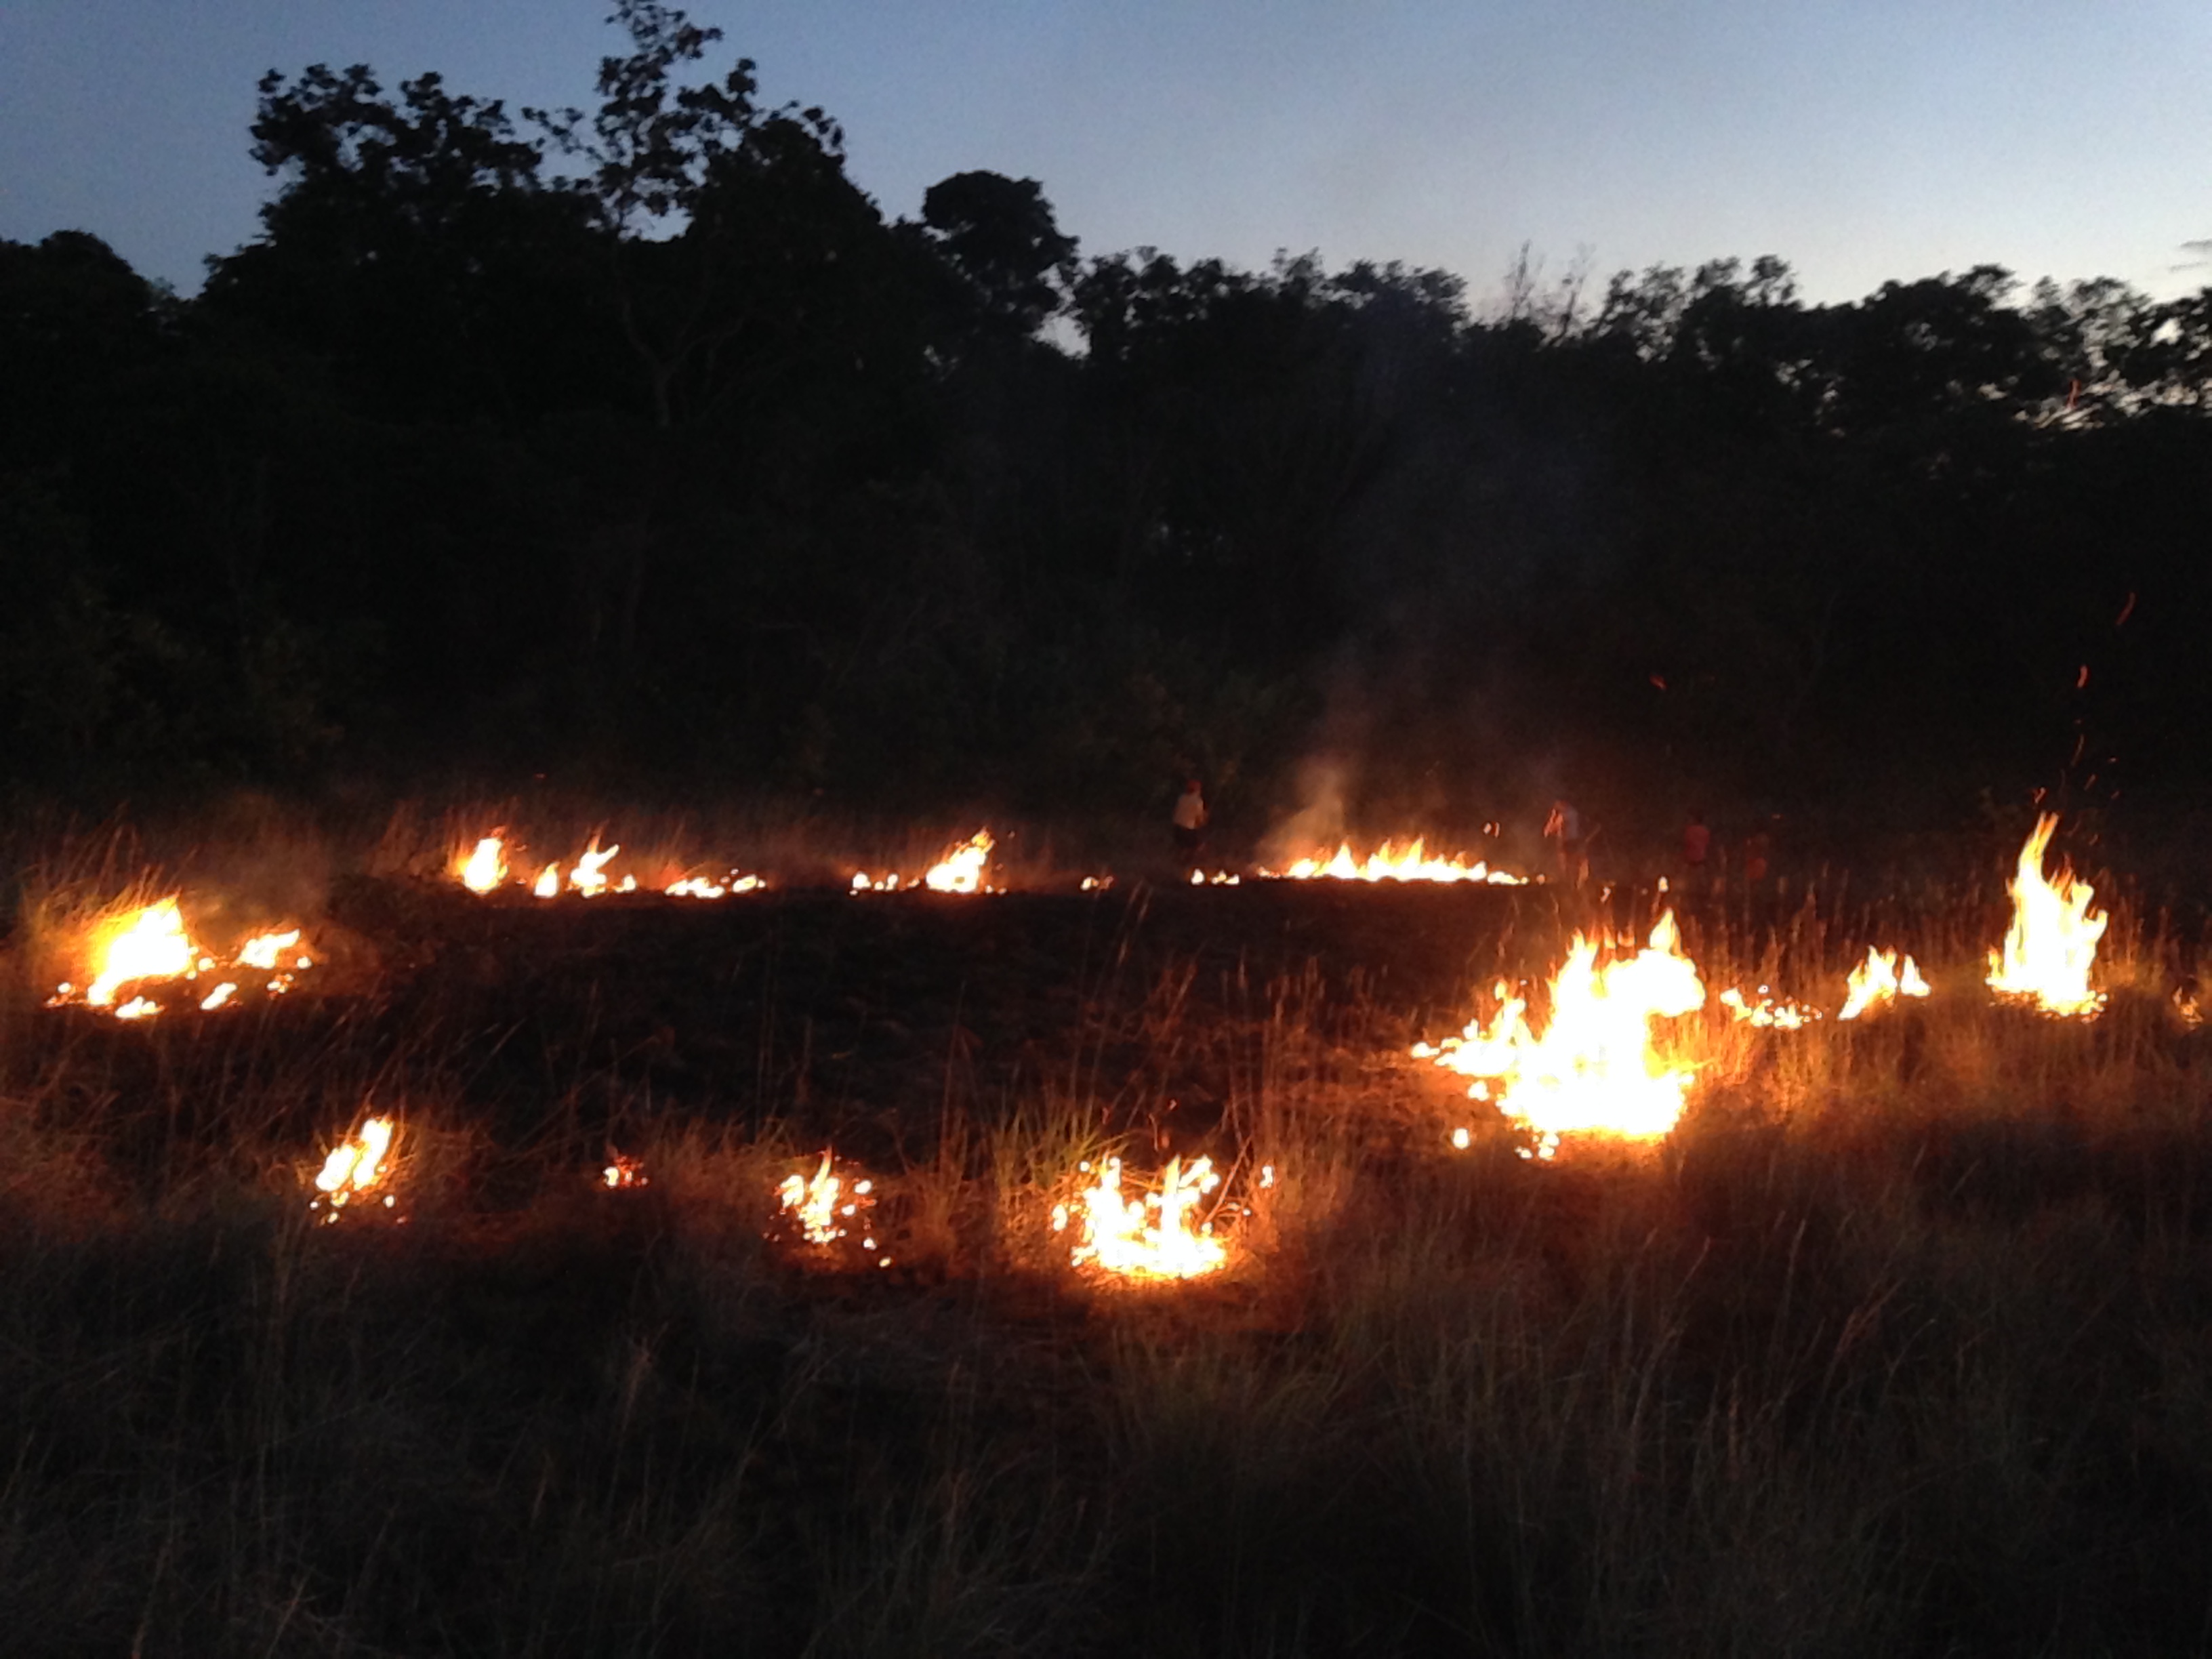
[1417,815,2113,1154]
[454,832,763,900]
[3,806,2204,1654]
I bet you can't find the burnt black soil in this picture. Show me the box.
[315,876,1553,1151]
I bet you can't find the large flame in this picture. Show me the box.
[50,899,315,1017]
[924,831,995,894]
[1416,913,1706,1155]
[1838,947,1931,1021]
[457,836,508,894]
[1986,815,2107,1017]
[1052,1155,1229,1280]
[81,899,195,1007]
[1262,838,1528,885]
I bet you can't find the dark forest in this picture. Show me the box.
[7,4,2210,856]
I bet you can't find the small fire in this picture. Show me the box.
[234,928,304,972]
[1051,1155,1229,1280]
[664,872,763,899]
[775,1152,880,1254]
[1080,875,1113,892]
[1190,869,1242,886]
[569,840,619,897]
[924,830,995,894]
[1261,839,1529,885]
[1837,947,1931,1021]
[1719,986,1820,1029]
[457,832,741,900]
[457,836,508,894]
[310,1115,399,1219]
[601,1153,648,1189]
[1416,913,1707,1155]
[1986,815,2108,1017]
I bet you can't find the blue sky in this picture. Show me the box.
[3,1,2208,305]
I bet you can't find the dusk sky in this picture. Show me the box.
[4,0,2208,307]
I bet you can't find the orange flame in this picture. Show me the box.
[1719,985,1819,1029]
[82,899,194,1008]
[1416,913,1706,1155]
[923,830,995,894]
[1050,1155,1229,1280]
[457,836,508,894]
[776,1152,879,1253]
[569,840,618,897]
[1262,838,1529,885]
[664,872,763,899]
[1837,947,1931,1021]
[1986,815,2107,1017]
[311,1115,398,1217]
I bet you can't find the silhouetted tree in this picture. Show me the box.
[918,170,1078,342]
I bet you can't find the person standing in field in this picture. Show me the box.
[1172,779,1208,869]
[1544,797,1586,886]
[1683,811,1711,873]
[1742,823,1772,885]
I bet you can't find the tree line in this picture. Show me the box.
[5,0,2210,840]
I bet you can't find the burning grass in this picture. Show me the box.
[0,807,2205,1652]
[1258,837,1531,885]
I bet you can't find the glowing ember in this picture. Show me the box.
[601,1153,648,1189]
[234,928,303,972]
[1719,986,1820,1029]
[1417,912,1707,1156]
[1986,815,2108,1017]
[665,872,763,899]
[1261,839,1529,885]
[457,836,508,894]
[1837,947,1931,1021]
[776,1152,876,1248]
[311,1115,398,1218]
[1051,1154,1228,1280]
[924,830,995,894]
[83,898,194,1008]
[1080,876,1113,892]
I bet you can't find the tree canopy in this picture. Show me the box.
[6,4,2211,842]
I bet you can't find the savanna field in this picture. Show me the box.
[1,802,2206,1658]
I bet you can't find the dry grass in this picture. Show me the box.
[0,812,2207,1654]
